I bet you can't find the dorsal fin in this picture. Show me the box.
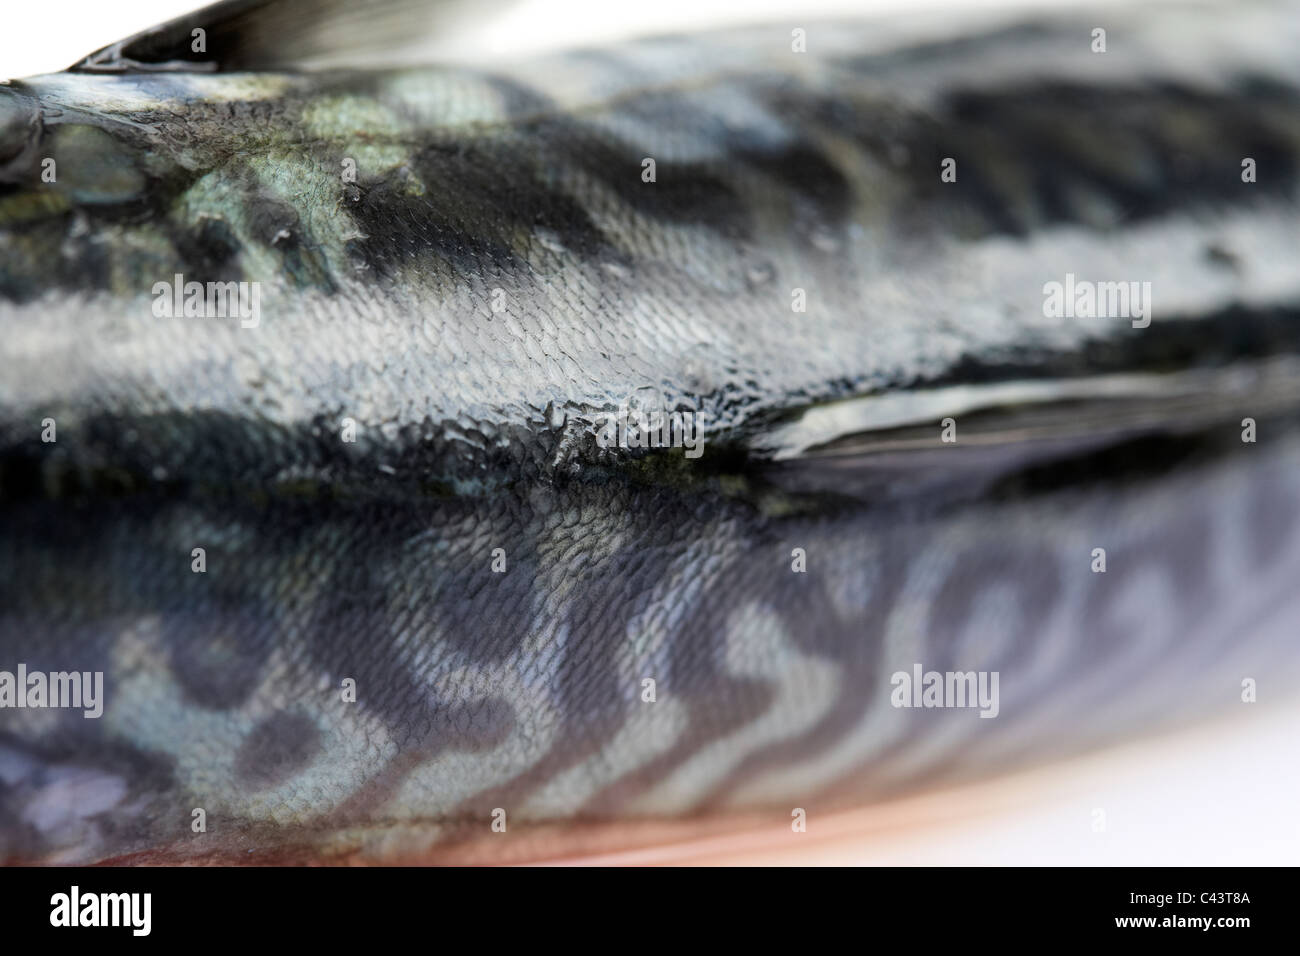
[69,0,512,73]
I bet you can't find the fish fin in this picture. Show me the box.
[68,0,513,73]
[758,357,1300,504]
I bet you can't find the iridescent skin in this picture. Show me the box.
[2,2,1300,862]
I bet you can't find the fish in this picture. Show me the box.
[1,0,1300,864]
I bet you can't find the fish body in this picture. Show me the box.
[1,0,1300,863]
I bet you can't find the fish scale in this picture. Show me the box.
[1,0,1300,863]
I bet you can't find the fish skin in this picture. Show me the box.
[1,2,1300,863]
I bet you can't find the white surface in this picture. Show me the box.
[5,0,1145,81]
